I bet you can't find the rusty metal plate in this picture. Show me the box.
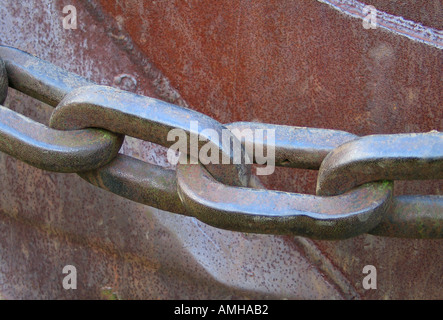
[0,0,442,299]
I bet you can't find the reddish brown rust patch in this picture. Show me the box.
[0,0,441,299]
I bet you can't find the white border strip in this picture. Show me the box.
[317,0,443,49]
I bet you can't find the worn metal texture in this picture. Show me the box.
[0,105,123,172]
[50,85,251,187]
[369,195,443,239]
[71,114,440,239]
[0,0,442,300]
[0,45,93,107]
[225,122,358,169]
[79,154,188,216]
[76,121,363,222]
[317,132,443,196]
[0,51,124,173]
[92,0,443,195]
[176,163,393,239]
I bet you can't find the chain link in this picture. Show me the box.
[50,85,251,187]
[0,105,123,172]
[317,132,443,196]
[0,45,442,239]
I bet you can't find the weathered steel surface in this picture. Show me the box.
[77,122,360,221]
[0,105,123,172]
[79,154,188,216]
[346,0,443,30]
[0,51,123,173]
[225,122,358,169]
[369,195,443,239]
[0,0,441,299]
[93,0,443,195]
[50,85,251,187]
[176,163,392,239]
[0,45,92,107]
[317,132,443,196]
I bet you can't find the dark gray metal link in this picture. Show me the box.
[49,85,251,187]
[0,53,123,172]
[316,132,443,196]
[0,105,123,172]
[1,44,441,239]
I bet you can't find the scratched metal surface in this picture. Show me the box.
[0,0,442,299]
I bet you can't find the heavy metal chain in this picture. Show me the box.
[0,45,441,240]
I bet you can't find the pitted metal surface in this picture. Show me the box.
[0,0,441,299]
[2,46,440,239]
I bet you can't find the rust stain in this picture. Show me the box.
[0,0,441,299]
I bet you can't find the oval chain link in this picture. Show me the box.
[0,45,441,239]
